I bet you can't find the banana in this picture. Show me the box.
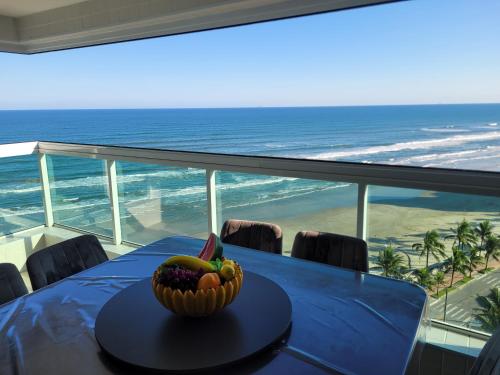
[163,255,216,273]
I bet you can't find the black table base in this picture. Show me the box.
[95,271,292,373]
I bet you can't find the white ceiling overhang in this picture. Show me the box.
[0,0,398,54]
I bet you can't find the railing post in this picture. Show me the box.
[356,183,368,241]
[206,169,218,235]
[38,153,54,227]
[105,159,122,245]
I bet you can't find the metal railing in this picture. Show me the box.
[1,140,499,246]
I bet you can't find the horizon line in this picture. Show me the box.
[1,102,500,111]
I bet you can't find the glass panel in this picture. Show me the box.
[216,171,357,254]
[116,162,207,244]
[47,155,112,237]
[0,155,44,236]
[368,186,500,334]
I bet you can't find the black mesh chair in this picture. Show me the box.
[291,231,368,272]
[0,263,28,305]
[27,234,108,291]
[469,327,500,375]
[220,219,283,255]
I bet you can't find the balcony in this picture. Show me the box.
[0,140,498,374]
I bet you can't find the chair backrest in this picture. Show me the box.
[220,219,283,255]
[469,327,500,375]
[0,263,28,305]
[291,231,368,272]
[27,234,108,291]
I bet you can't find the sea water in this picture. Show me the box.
[1,104,499,240]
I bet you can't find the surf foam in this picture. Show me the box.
[310,131,500,160]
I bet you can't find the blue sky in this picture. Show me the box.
[2,0,500,109]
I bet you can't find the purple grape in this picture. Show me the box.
[157,265,204,292]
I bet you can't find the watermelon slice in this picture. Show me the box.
[198,233,223,261]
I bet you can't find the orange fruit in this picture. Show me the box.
[197,272,221,291]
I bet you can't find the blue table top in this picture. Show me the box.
[0,236,427,375]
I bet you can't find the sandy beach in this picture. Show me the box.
[276,192,500,271]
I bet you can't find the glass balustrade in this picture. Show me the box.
[0,155,44,236]
[367,186,500,334]
[1,142,498,339]
[46,155,113,237]
[116,161,208,244]
[215,171,358,253]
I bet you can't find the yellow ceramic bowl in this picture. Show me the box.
[151,265,243,317]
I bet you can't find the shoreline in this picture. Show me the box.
[275,197,500,270]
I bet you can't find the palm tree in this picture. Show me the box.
[484,235,500,270]
[475,220,493,251]
[443,248,468,321]
[474,287,500,333]
[448,246,468,288]
[433,271,446,297]
[412,230,446,268]
[448,219,477,252]
[467,247,484,278]
[414,268,434,290]
[374,244,407,278]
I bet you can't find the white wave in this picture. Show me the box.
[264,143,288,149]
[391,149,482,165]
[0,203,110,218]
[118,168,204,181]
[0,168,205,195]
[219,176,297,191]
[424,154,500,168]
[52,199,110,211]
[386,146,500,171]
[164,176,297,198]
[224,183,351,209]
[165,186,206,197]
[1,176,351,218]
[489,122,498,126]
[421,127,470,133]
[0,207,45,217]
[309,131,500,160]
[123,176,299,205]
[0,185,41,194]
[6,177,297,215]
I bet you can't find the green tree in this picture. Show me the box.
[484,235,500,270]
[374,244,407,278]
[467,247,484,278]
[448,219,477,252]
[474,287,500,333]
[433,271,446,297]
[448,246,468,288]
[414,268,435,290]
[412,230,446,268]
[475,220,494,250]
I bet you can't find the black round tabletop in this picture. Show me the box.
[95,271,292,373]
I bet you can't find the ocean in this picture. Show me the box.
[1,104,499,244]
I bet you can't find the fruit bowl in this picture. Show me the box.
[152,264,243,317]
